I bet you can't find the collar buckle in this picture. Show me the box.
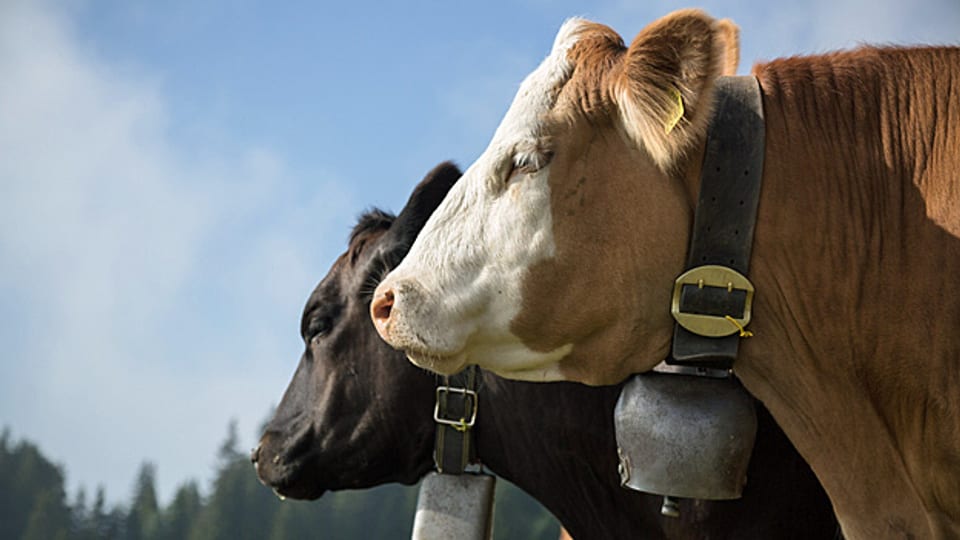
[433,385,478,429]
[671,264,754,338]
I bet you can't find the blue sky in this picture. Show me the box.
[1,0,958,506]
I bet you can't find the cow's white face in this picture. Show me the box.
[373,10,740,384]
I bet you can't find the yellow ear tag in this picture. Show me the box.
[665,86,684,134]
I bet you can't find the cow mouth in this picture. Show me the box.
[403,347,467,375]
[253,438,328,500]
[254,454,332,500]
[273,480,326,500]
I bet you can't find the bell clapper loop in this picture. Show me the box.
[660,496,680,518]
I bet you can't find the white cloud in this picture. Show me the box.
[0,0,356,504]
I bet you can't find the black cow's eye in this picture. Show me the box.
[307,316,332,343]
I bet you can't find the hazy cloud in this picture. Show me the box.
[0,0,355,503]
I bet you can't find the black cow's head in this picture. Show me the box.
[252,162,461,499]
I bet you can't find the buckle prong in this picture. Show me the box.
[433,386,478,429]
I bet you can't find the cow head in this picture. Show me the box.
[253,163,461,498]
[372,10,739,385]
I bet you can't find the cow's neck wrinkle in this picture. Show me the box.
[733,51,960,537]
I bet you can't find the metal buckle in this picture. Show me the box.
[671,265,754,337]
[433,386,478,430]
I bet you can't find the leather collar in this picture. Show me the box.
[668,76,766,370]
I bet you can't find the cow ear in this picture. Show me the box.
[613,9,736,170]
[716,18,741,76]
[376,161,461,266]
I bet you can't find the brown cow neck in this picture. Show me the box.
[664,61,959,537]
[731,49,960,538]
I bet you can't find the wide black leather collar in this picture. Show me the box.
[669,75,766,370]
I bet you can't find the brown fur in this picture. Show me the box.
[741,47,960,538]
[513,10,730,385]
[510,11,959,539]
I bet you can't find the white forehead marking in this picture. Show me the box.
[373,18,593,374]
[484,17,589,182]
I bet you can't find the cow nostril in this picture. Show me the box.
[250,444,262,464]
[371,289,395,324]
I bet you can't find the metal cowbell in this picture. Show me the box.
[411,471,496,540]
[614,372,757,500]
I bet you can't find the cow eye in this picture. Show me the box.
[306,316,333,343]
[508,148,554,181]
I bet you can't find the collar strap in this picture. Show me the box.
[669,76,765,369]
[433,365,479,474]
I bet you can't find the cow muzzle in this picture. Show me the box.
[252,431,325,500]
[370,279,469,374]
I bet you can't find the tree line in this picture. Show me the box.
[0,423,559,539]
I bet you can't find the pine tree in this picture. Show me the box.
[21,488,71,540]
[90,486,109,538]
[126,462,161,540]
[70,486,93,540]
[0,430,13,540]
[189,420,279,540]
[0,435,71,539]
[218,419,242,464]
[158,481,202,540]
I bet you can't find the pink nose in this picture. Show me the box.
[370,288,394,337]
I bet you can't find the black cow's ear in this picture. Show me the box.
[383,161,461,254]
[360,162,461,284]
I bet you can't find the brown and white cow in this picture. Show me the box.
[371,9,960,539]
